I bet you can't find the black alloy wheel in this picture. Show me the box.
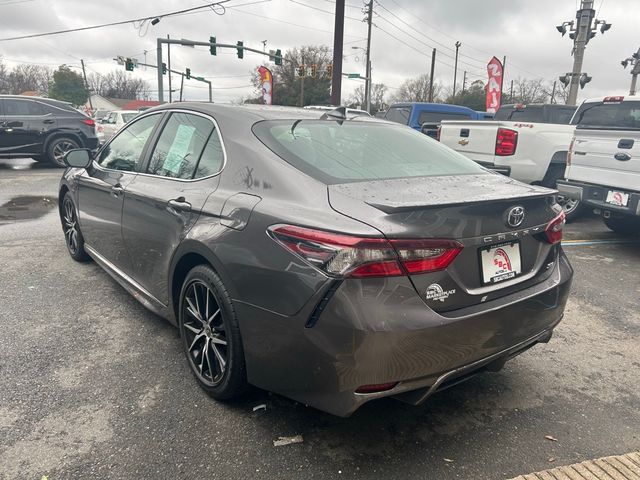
[61,193,90,262]
[49,137,79,167]
[179,265,248,399]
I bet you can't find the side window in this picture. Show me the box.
[98,114,160,172]
[385,106,411,125]
[147,112,213,180]
[4,99,44,116]
[195,128,225,178]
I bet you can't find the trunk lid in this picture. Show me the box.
[328,174,560,311]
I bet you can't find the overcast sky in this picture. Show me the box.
[1,0,638,104]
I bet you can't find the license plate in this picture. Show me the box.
[480,242,522,285]
[605,190,629,207]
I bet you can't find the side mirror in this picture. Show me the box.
[64,148,92,169]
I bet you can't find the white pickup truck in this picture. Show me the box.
[557,96,640,235]
[439,104,580,218]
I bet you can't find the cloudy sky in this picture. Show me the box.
[1,0,638,104]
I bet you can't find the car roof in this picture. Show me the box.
[0,94,73,106]
[388,102,476,112]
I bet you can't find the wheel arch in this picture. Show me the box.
[44,131,84,153]
[549,150,568,164]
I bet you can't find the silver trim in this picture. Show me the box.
[94,108,227,183]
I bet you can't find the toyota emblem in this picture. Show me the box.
[506,206,525,228]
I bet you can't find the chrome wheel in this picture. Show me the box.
[52,140,77,165]
[556,194,580,216]
[62,197,79,255]
[181,280,228,386]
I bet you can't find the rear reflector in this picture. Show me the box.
[436,126,441,141]
[82,118,95,127]
[544,210,565,244]
[355,382,398,394]
[268,225,462,279]
[495,128,518,156]
[567,136,575,166]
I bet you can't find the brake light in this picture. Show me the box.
[603,96,624,103]
[268,225,462,278]
[567,136,576,166]
[82,118,95,127]
[356,382,398,394]
[495,128,518,156]
[436,126,441,141]
[544,211,565,244]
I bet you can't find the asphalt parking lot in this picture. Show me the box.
[1,158,638,480]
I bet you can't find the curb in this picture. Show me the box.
[510,451,640,480]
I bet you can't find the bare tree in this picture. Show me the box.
[0,58,8,93]
[391,74,443,103]
[2,64,52,95]
[507,77,551,104]
[347,83,388,112]
[87,70,150,100]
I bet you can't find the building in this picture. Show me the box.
[85,94,160,117]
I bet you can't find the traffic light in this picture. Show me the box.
[579,73,592,89]
[310,64,317,78]
[125,58,134,71]
[559,73,571,87]
[237,41,244,59]
[210,36,216,56]
[326,63,333,79]
[162,63,167,75]
[186,68,191,80]
[274,49,282,66]
[297,64,305,77]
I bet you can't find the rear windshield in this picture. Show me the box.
[418,111,472,125]
[572,101,640,130]
[252,120,486,184]
[384,106,411,125]
[494,106,544,122]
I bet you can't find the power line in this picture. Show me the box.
[288,0,362,22]
[0,0,232,42]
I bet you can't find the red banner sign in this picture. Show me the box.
[486,57,503,113]
[258,66,273,105]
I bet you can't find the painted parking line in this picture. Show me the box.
[508,451,640,479]
[562,238,640,246]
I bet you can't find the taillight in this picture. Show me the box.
[268,225,462,278]
[495,128,518,156]
[436,126,441,141]
[567,136,575,166]
[83,118,95,127]
[544,211,565,244]
[356,382,398,394]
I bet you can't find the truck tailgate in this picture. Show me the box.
[439,120,500,164]
[569,129,640,191]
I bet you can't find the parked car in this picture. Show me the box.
[96,110,139,143]
[304,105,371,117]
[438,103,580,218]
[558,96,640,234]
[0,95,99,166]
[384,102,484,138]
[58,103,572,417]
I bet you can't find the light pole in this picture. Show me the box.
[352,46,370,111]
[452,41,461,98]
[621,48,640,96]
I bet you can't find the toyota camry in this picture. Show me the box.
[58,104,572,417]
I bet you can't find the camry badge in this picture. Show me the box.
[506,206,525,228]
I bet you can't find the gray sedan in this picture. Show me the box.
[58,103,572,416]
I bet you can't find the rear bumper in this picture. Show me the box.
[557,180,640,217]
[236,250,573,417]
[476,160,512,177]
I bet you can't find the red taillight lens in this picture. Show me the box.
[495,128,518,156]
[83,118,95,127]
[355,382,398,394]
[436,126,441,141]
[268,225,462,278]
[544,211,565,244]
[567,136,575,166]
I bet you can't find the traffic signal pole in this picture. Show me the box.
[330,0,345,105]
[568,1,594,105]
[364,0,373,112]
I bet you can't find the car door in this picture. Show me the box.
[0,98,53,155]
[121,110,225,304]
[75,112,164,274]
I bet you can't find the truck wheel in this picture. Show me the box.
[544,164,583,222]
[603,216,640,236]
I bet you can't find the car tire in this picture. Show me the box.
[47,137,79,167]
[178,265,248,400]
[603,216,640,236]
[543,164,584,222]
[60,193,91,262]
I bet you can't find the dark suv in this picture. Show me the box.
[0,95,99,166]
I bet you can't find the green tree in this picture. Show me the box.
[49,65,88,105]
[447,80,487,110]
[251,45,332,106]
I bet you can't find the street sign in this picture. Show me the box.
[347,73,361,79]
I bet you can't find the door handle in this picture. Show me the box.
[614,153,631,161]
[43,119,55,124]
[168,198,192,212]
[111,184,124,197]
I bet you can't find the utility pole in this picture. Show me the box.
[462,71,467,94]
[167,34,172,103]
[621,47,640,96]
[452,41,461,98]
[331,0,345,105]
[551,80,557,103]
[179,74,184,101]
[428,48,436,102]
[501,56,507,107]
[299,67,305,107]
[556,0,611,105]
[364,0,373,112]
[80,59,93,111]
[509,80,514,103]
